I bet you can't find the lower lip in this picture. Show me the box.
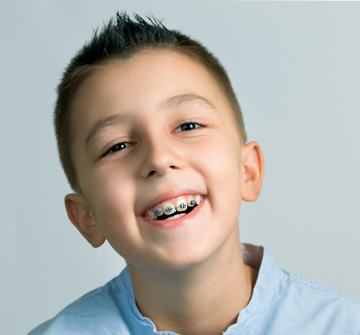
[140,197,206,229]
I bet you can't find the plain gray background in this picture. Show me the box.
[1,1,359,334]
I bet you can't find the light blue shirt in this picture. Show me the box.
[28,243,360,334]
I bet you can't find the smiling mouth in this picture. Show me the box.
[152,204,198,221]
[140,196,206,229]
[142,194,204,220]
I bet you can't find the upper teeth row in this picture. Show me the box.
[145,195,202,219]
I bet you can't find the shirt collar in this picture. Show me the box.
[117,242,281,334]
[232,243,281,332]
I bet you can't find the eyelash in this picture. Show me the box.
[101,121,204,158]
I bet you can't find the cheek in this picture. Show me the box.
[200,135,242,187]
[90,172,135,228]
[198,136,242,220]
[90,175,145,261]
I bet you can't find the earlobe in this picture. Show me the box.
[240,141,265,202]
[64,193,106,248]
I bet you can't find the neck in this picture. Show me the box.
[127,231,257,335]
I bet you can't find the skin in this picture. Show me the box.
[65,48,265,335]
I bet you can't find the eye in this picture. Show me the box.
[175,121,204,133]
[101,142,131,158]
[100,122,204,159]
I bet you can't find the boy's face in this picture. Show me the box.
[66,49,263,271]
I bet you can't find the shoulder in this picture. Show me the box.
[27,271,132,335]
[276,268,360,334]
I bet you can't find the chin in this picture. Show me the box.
[152,240,220,273]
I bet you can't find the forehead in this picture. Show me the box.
[70,49,235,143]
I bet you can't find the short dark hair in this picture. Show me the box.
[54,11,247,192]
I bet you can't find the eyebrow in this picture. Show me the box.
[85,93,216,147]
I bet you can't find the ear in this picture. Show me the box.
[64,193,106,248]
[240,141,265,202]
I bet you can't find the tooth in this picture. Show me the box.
[176,197,187,212]
[165,213,186,220]
[153,207,163,217]
[194,195,201,205]
[163,202,176,216]
[146,210,156,220]
[187,196,197,207]
[189,199,197,207]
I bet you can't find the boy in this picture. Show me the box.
[29,11,360,335]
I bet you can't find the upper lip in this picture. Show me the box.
[139,188,205,217]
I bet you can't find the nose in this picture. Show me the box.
[139,132,184,178]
